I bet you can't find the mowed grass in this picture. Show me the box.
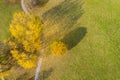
[31,0,120,80]
[0,0,22,41]
[0,0,119,80]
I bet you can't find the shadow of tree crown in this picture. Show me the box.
[41,0,85,51]
[42,0,84,28]
[61,27,87,50]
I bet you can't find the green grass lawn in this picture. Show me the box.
[0,0,120,80]
[31,0,120,80]
[0,0,22,41]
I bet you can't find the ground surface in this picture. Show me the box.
[33,0,120,80]
[0,0,21,41]
[0,0,120,80]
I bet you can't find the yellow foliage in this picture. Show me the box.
[10,12,43,52]
[9,41,17,49]
[11,50,19,59]
[9,12,43,69]
[50,41,67,56]
[11,50,38,69]
[0,71,9,78]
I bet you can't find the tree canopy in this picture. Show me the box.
[9,12,43,69]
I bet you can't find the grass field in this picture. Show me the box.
[31,0,120,80]
[0,0,120,80]
[0,0,21,41]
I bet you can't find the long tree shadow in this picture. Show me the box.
[42,0,84,47]
[61,27,87,50]
[42,0,84,30]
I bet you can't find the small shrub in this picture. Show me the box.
[50,41,67,56]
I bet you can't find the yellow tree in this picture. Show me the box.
[9,12,43,69]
